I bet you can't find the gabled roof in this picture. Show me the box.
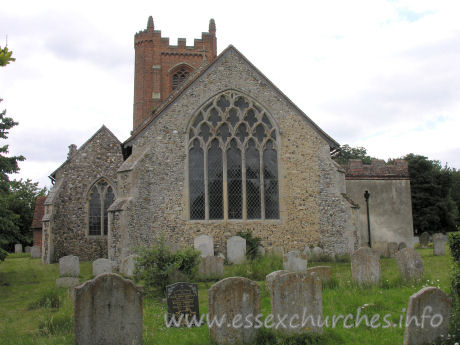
[49,125,120,179]
[125,45,339,149]
[31,196,47,229]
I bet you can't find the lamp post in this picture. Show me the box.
[364,190,371,247]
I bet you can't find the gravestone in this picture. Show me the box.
[307,266,332,282]
[311,247,323,260]
[74,273,143,345]
[373,241,389,257]
[256,246,265,256]
[432,233,446,256]
[419,232,430,248]
[351,247,381,285]
[271,272,323,334]
[403,287,451,345]
[227,236,246,264]
[265,270,289,294]
[398,242,407,251]
[388,242,398,257]
[24,246,31,253]
[14,244,22,254]
[59,255,80,277]
[198,256,224,278]
[56,277,81,288]
[166,282,200,324]
[93,258,113,277]
[272,246,284,256]
[121,255,138,277]
[208,277,260,345]
[194,235,214,258]
[30,246,41,258]
[396,248,424,281]
[302,246,312,259]
[283,250,307,273]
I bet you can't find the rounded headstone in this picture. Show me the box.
[307,266,332,282]
[302,246,312,258]
[311,247,323,259]
[14,244,23,254]
[419,232,430,248]
[351,247,381,285]
[92,258,113,277]
[194,235,214,258]
[30,246,41,258]
[226,236,246,264]
[283,250,307,273]
[265,270,289,294]
[59,255,80,277]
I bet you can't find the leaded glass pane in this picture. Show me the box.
[217,95,230,112]
[208,140,223,219]
[218,123,230,144]
[235,97,249,111]
[89,188,101,235]
[103,186,115,235]
[199,123,211,143]
[236,124,248,143]
[264,141,279,219]
[227,140,242,219]
[209,108,221,127]
[228,108,239,127]
[255,124,266,143]
[246,140,261,219]
[189,140,205,220]
[244,109,257,128]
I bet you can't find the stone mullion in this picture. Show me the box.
[222,143,228,221]
[204,145,209,220]
[242,142,247,221]
[260,146,265,220]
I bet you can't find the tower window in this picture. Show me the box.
[172,67,190,90]
[187,92,280,221]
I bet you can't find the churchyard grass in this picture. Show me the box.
[0,247,452,344]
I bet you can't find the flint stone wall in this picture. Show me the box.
[208,277,260,345]
[74,273,143,345]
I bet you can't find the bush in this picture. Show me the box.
[0,248,7,262]
[448,231,460,343]
[28,287,60,309]
[134,242,201,296]
[448,232,460,264]
[237,230,262,260]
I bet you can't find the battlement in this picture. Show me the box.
[343,159,409,180]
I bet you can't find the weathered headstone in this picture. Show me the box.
[388,242,398,257]
[74,273,143,345]
[166,282,199,325]
[59,255,80,277]
[373,241,389,257]
[396,248,424,281]
[283,250,307,273]
[208,277,260,345]
[398,242,407,251]
[24,246,31,253]
[311,247,323,260]
[265,270,289,294]
[120,255,138,278]
[403,287,451,345]
[271,272,323,334]
[256,246,265,256]
[307,266,332,282]
[351,247,381,285]
[227,236,246,264]
[14,244,22,254]
[56,277,81,288]
[194,235,214,258]
[432,233,446,256]
[302,246,312,258]
[30,246,41,258]
[198,256,224,278]
[419,232,430,248]
[93,258,113,277]
[272,246,284,256]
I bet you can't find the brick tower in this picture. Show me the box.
[133,17,217,131]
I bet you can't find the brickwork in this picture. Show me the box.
[109,47,357,266]
[42,126,124,263]
[344,159,409,180]
[133,17,217,131]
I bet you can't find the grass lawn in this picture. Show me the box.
[0,248,454,345]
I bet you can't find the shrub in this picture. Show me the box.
[28,287,60,309]
[237,230,262,260]
[448,231,460,343]
[134,242,201,296]
[0,248,7,262]
[448,232,460,264]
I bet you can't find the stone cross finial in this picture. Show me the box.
[67,144,77,159]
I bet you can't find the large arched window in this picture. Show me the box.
[187,91,279,221]
[88,179,116,236]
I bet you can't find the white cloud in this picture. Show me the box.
[1,0,460,188]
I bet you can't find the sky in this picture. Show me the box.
[1,0,459,189]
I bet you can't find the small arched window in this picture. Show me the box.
[88,179,115,236]
[187,91,280,221]
[172,67,190,90]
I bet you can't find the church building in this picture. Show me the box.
[41,18,412,265]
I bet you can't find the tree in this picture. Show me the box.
[0,45,15,67]
[333,144,375,165]
[404,154,458,234]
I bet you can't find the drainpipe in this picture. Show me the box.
[364,190,371,247]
